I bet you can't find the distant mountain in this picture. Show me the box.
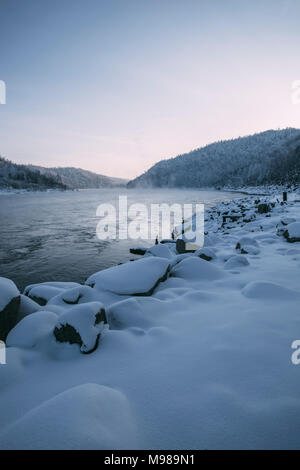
[0,157,67,190]
[30,166,128,189]
[127,128,300,189]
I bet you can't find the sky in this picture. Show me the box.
[0,0,300,179]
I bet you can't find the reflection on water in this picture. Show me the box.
[0,188,243,291]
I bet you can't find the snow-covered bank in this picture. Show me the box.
[1,191,300,449]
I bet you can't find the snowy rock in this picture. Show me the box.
[6,311,58,349]
[280,217,296,226]
[86,257,170,296]
[107,297,163,329]
[194,247,216,261]
[146,244,173,259]
[53,302,107,354]
[224,255,250,269]
[129,247,147,256]
[0,383,139,449]
[235,237,260,255]
[48,285,101,308]
[0,277,20,341]
[283,222,300,243]
[242,281,300,301]
[170,256,224,281]
[24,282,80,305]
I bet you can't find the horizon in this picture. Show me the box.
[1,0,300,178]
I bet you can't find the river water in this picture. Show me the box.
[0,188,243,291]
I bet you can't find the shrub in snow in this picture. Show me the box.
[0,277,20,341]
[235,237,260,255]
[6,311,58,349]
[0,383,139,449]
[224,255,250,270]
[170,256,224,281]
[53,301,107,354]
[257,203,271,214]
[86,257,170,296]
[283,222,300,243]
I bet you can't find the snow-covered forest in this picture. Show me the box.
[0,158,127,191]
[128,129,300,189]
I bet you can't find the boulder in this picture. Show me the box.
[235,237,260,255]
[86,257,170,296]
[283,222,300,243]
[0,277,20,341]
[170,256,224,281]
[53,301,107,354]
[224,255,250,270]
[194,247,216,261]
[24,282,81,306]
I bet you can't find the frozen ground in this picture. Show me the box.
[1,191,300,449]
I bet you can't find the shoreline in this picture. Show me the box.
[1,189,300,449]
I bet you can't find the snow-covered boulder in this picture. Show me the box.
[48,285,101,308]
[53,302,107,354]
[170,256,224,281]
[0,383,139,449]
[242,281,300,301]
[283,222,300,243]
[107,297,163,330]
[86,257,170,296]
[235,237,260,255]
[280,217,296,226]
[194,247,216,261]
[224,255,250,270]
[146,244,173,259]
[24,282,80,306]
[6,311,58,349]
[0,277,20,341]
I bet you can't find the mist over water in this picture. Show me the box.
[0,188,243,291]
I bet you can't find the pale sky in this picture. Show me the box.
[0,0,299,179]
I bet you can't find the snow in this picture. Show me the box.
[54,302,107,353]
[86,257,170,295]
[0,277,19,311]
[6,311,58,349]
[285,222,300,240]
[0,384,139,449]
[1,193,300,449]
[170,256,225,281]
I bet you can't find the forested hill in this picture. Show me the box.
[0,157,67,190]
[127,128,300,189]
[30,166,127,189]
[0,158,127,191]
